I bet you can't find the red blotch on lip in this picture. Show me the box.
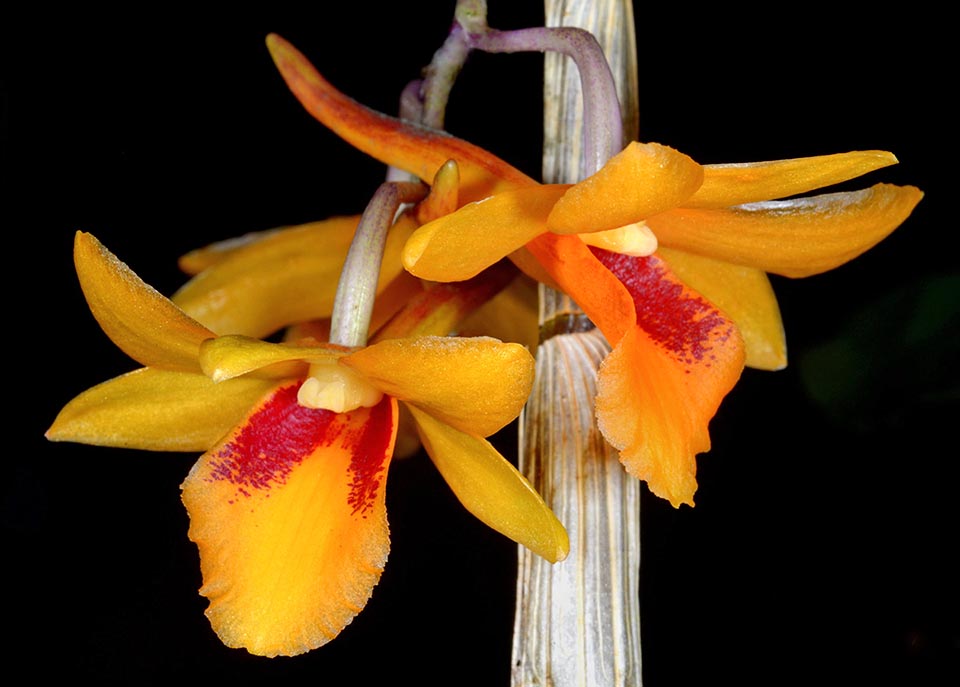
[344,396,394,516]
[207,383,396,514]
[592,248,734,366]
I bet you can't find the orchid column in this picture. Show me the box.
[512,1,642,685]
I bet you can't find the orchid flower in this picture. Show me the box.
[267,33,923,508]
[47,222,566,658]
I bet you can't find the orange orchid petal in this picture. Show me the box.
[526,233,636,345]
[408,405,569,563]
[546,142,704,234]
[592,252,745,508]
[658,246,787,371]
[46,367,277,452]
[182,385,398,657]
[199,335,342,382]
[687,150,899,209]
[266,33,533,204]
[403,185,568,282]
[172,215,416,338]
[340,336,534,437]
[646,183,924,278]
[74,232,214,372]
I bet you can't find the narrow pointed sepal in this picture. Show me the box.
[46,368,277,451]
[688,150,900,208]
[181,385,398,657]
[74,232,215,372]
[265,33,532,204]
[647,183,924,277]
[173,215,415,338]
[408,405,569,563]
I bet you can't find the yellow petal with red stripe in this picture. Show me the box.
[647,183,923,278]
[340,336,534,438]
[46,367,276,452]
[546,142,703,234]
[658,246,786,371]
[182,385,398,657]
[266,33,533,204]
[408,405,569,563]
[687,150,899,209]
[403,185,567,282]
[74,232,215,373]
[173,215,415,338]
[592,252,745,508]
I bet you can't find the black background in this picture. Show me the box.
[6,2,956,685]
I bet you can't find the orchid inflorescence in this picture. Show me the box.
[46,0,922,659]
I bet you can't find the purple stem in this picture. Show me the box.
[467,26,624,175]
[421,22,472,130]
[407,0,625,175]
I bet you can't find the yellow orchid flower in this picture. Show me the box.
[47,231,568,657]
[267,33,923,508]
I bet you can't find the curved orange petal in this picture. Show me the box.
[266,33,534,204]
[592,252,745,508]
[182,385,398,657]
[74,232,214,372]
[340,336,534,438]
[403,185,567,282]
[408,405,569,563]
[658,246,787,371]
[546,142,704,234]
[173,215,415,338]
[687,150,899,208]
[647,183,924,277]
[46,367,276,452]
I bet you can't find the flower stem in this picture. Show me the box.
[329,181,427,348]
[420,0,625,173]
[468,25,623,174]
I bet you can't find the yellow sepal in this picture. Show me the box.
[46,367,275,451]
[408,405,568,563]
[74,231,215,372]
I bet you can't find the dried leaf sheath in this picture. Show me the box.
[512,0,643,684]
[514,327,641,685]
